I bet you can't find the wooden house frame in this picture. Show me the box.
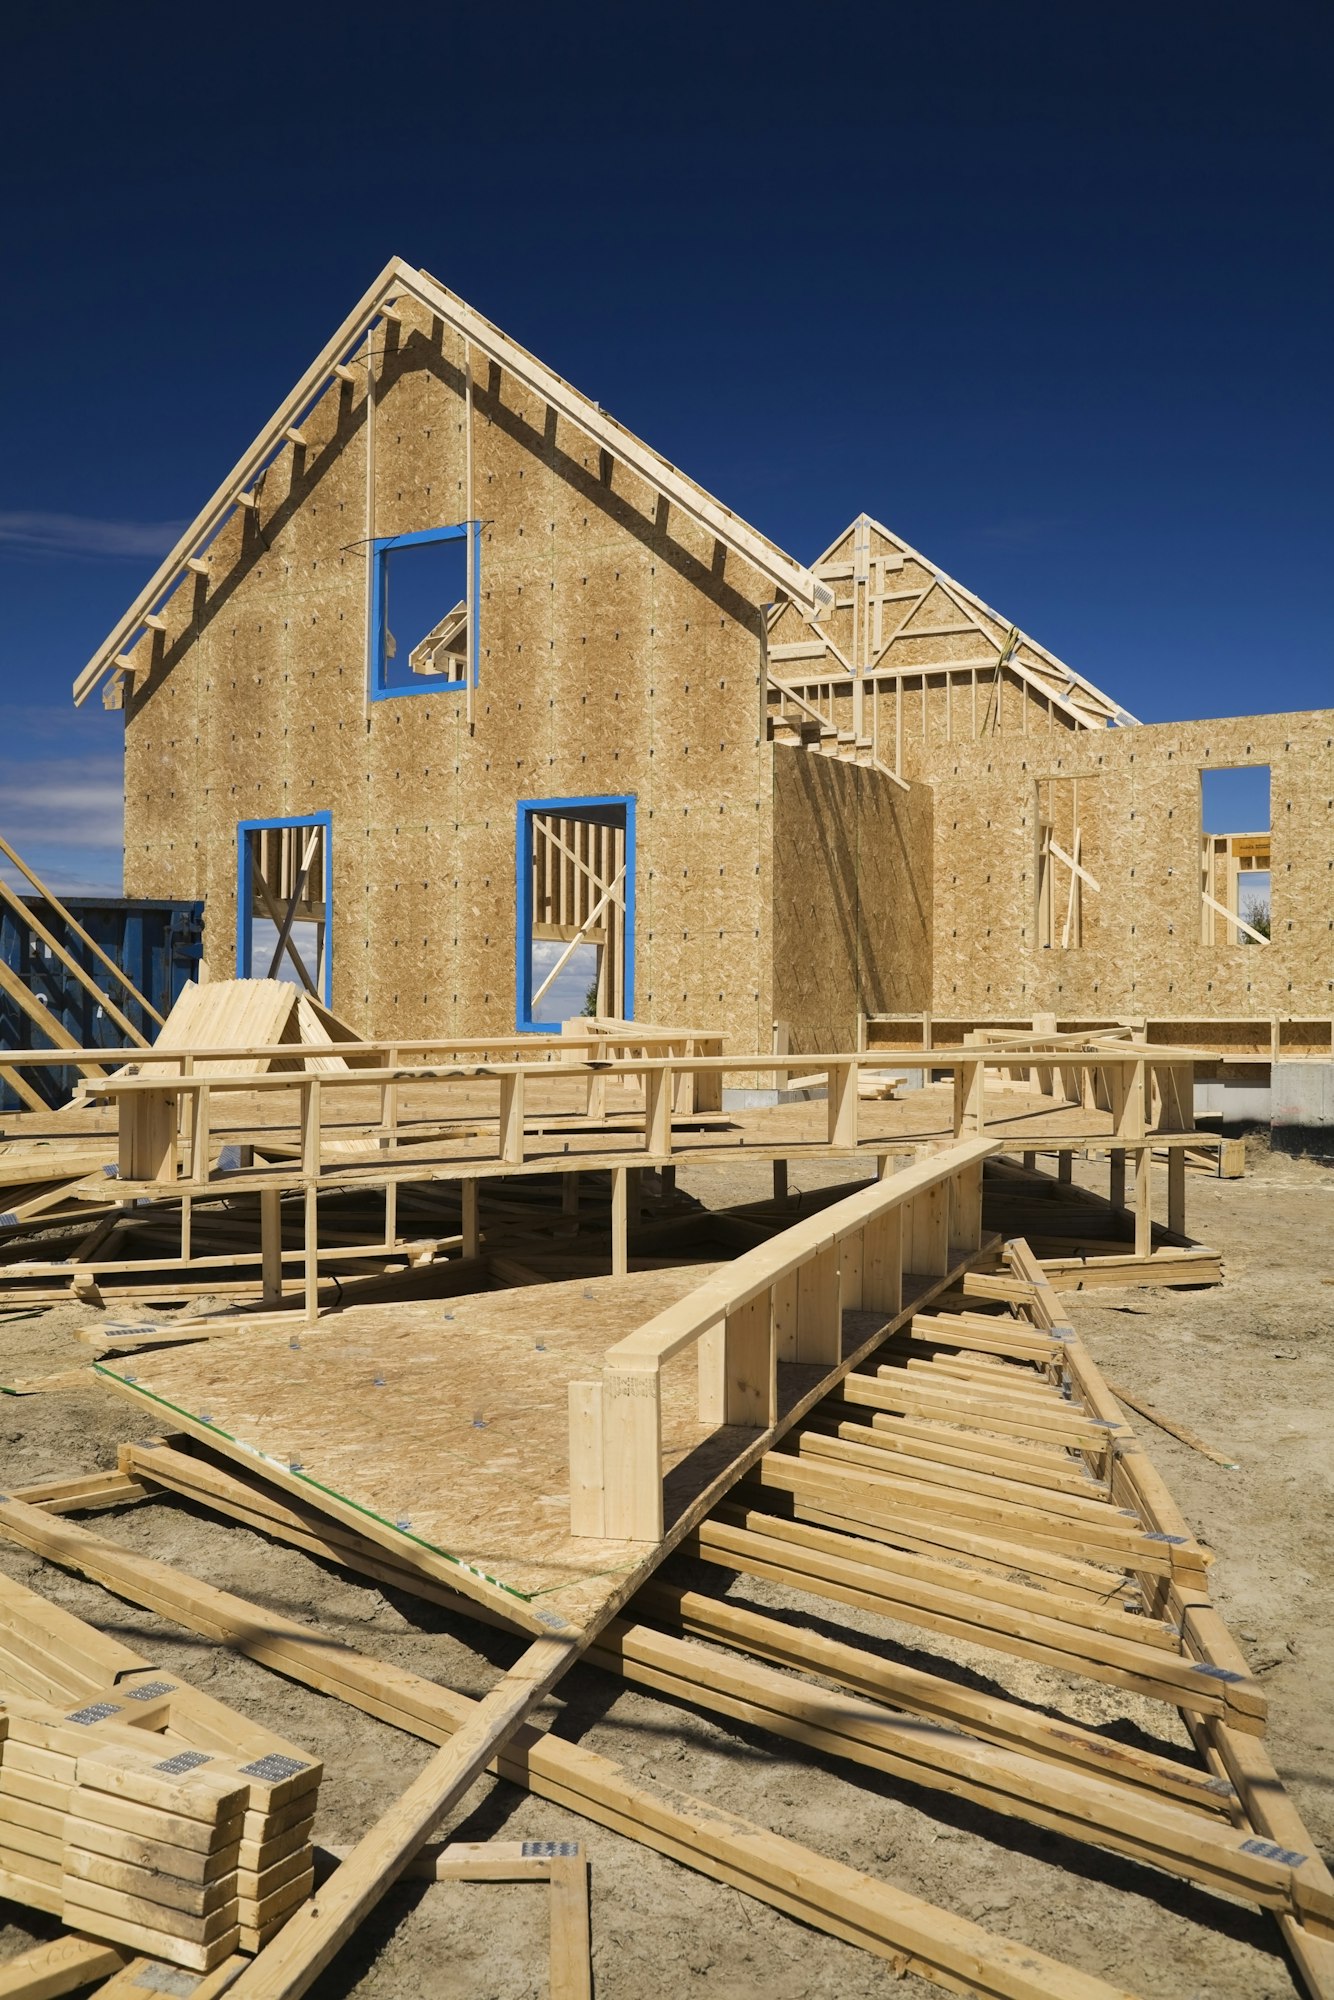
[72,268,1332,1055]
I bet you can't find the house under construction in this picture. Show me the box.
[70,258,1331,1099]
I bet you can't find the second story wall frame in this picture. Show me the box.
[369,523,481,700]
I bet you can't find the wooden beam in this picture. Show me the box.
[0,1498,1133,2000]
[222,1637,577,2000]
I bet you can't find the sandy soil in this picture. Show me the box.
[0,1142,1330,1999]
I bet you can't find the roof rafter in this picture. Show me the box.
[73,257,826,706]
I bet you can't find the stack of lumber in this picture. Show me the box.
[148,977,374,1075]
[61,1736,248,1970]
[0,1688,320,1969]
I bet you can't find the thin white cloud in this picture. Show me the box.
[0,511,186,562]
[1,758,124,854]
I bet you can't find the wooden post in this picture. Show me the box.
[698,1293,774,1428]
[1167,1146,1186,1237]
[462,1181,480,1259]
[795,1245,841,1364]
[499,1071,526,1164]
[1134,1147,1154,1259]
[772,1159,788,1202]
[567,1380,605,1537]
[826,1060,858,1150]
[303,1183,320,1323]
[949,1160,984,1253]
[861,1208,902,1317]
[611,1166,628,1278]
[121,1087,179,1184]
[691,1038,724,1114]
[261,1188,283,1305]
[1057,1150,1073,1184]
[953,1058,984,1136]
[562,1173,580,1220]
[907,1182,950,1276]
[1109,1149,1126,1210]
[644,1064,672,1156]
[601,1361,662,1541]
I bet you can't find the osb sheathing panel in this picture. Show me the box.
[125,296,775,1047]
[929,710,1334,1018]
[772,751,932,1052]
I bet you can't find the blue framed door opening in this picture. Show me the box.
[369,523,480,699]
[516,796,635,1031]
[237,812,333,1005]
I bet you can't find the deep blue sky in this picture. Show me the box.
[1,2,1329,890]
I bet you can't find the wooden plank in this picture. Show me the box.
[0,1488,1134,1998]
[157,1638,579,2000]
[0,1936,127,1998]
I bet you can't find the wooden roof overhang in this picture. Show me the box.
[73,257,829,707]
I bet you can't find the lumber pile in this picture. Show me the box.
[0,1692,315,1970]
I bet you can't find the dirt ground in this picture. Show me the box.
[1,1140,1331,1999]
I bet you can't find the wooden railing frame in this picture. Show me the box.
[567,1141,995,1543]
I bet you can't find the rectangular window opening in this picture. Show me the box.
[370,524,478,698]
[237,814,332,1004]
[516,798,635,1031]
[1035,777,1098,950]
[1200,766,1271,946]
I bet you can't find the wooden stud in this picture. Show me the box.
[610,1166,628,1278]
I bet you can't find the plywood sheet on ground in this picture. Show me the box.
[92,1265,950,1638]
[92,1269,753,1623]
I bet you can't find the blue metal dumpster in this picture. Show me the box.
[0,896,203,1110]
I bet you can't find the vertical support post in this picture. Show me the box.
[499,1069,526,1164]
[659,1164,676,1202]
[462,1180,480,1259]
[907,1183,950,1276]
[862,1207,902,1317]
[567,1380,605,1538]
[698,1293,774,1428]
[1110,1148,1127,1209]
[772,1270,798,1361]
[384,1177,398,1251]
[1134,1146,1154,1259]
[827,1061,857,1150]
[949,1160,984,1254]
[303,1183,320,1323]
[601,1361,662,1541]
[1057,1150,1073,1184]
[772,1159,788,1202]
[191,1085,212,1189]
[611,1165,628,1278]
[795,1245,841,1364]
[1167,1146,1186,1237]
[644,1064,672,1156]
[771,1020,790,1093]
[379,1048,400,1142]
[261,1187,283,1305]
[562,1173,580,1219]
[691,1039,724,1115]
[953,1056,985,1136]
[840,1226,863,1308]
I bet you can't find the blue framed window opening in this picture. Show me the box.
[369,522,480,699]
[516,796,635,1031]
[236,812,333,1006]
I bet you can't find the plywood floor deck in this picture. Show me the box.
[91,1261,974,1639]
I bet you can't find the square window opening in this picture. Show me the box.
[371,526,477,697]
[1200,766,1271,945]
